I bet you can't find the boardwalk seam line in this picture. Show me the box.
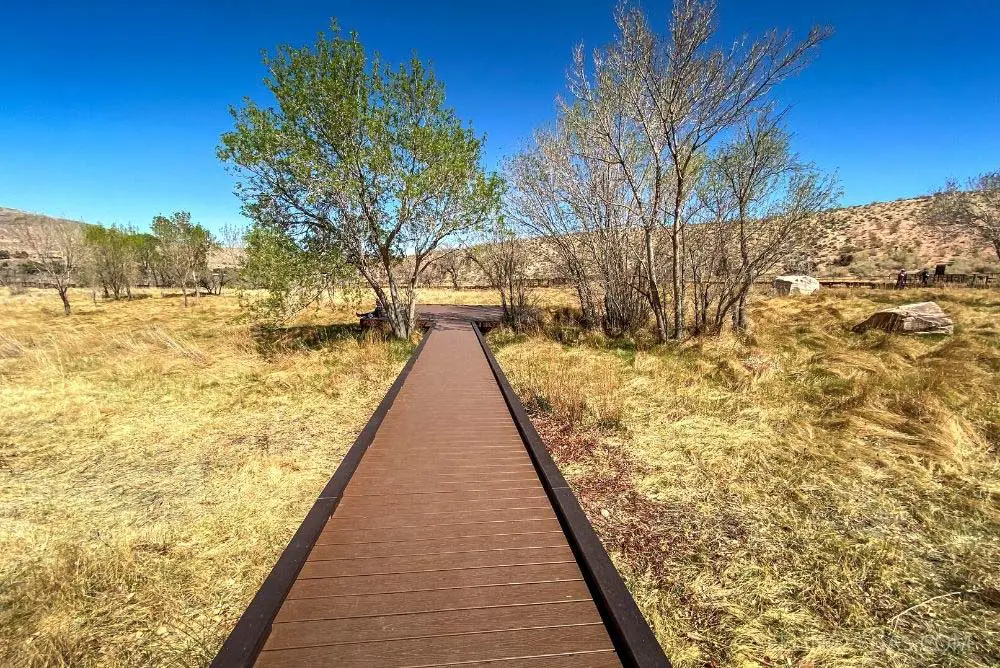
[271,599,594,626]
[210,329,431,668]
[284,577,585,600]
[267,597,596,624]
[262,621,604,652]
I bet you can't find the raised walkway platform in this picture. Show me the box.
[360,304,507,331]
[212,309,669,667]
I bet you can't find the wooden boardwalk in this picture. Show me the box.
[213,316,668,667]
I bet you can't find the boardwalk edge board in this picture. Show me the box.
[473,325,671,668]
[211,331,431,668]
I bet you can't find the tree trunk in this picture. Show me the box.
[645,228,667,342]
[676,224,686,340]
[670,223,682,340]
[406,294,417,338]
[732,289,749,332]
[568,262,597,327]
[58,287,71,315]
[383,275,416,339]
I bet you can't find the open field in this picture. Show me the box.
[0,289,412,666]
[490,288,1000,666]
[2,285,998,666]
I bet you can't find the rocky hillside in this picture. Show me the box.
[4,196,998,278]
[0,208,240,269]
[0,208,86,258]
[812,196,998,276]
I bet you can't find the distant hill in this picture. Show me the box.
[3,197,997,278]
[0,207,241,268]
[0,207,87,257]
[812,196,999,276]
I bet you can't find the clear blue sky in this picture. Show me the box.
[1,1,997,233]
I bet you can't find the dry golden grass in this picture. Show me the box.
[490,288,1000,667]
[0,288,412,666]
[4,284,998,666]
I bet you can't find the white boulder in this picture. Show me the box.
[774,275,821,296]
[852,302,954,335]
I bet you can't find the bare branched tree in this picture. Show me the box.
[692,112,839,332]
[927,170,1000,261]
[578,1,831,339]
[469,217,533,328]
[437,250,470,290]
[506,144,602,326]
[507,125,651,336]
[10,218,84,314]
[215,222,247,294]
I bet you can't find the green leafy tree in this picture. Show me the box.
[151,212,218,307]
[238,223,352,323]
[83,224,141,299]
[130,233,162,287]
[218,23,500,338]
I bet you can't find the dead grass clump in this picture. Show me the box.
[498,333,626,429]
[490,287,1000,667]
[0,289,410,666]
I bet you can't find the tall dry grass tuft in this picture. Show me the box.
[0,289,411,666]
[491,287,1000,667]
[495,332,625,429]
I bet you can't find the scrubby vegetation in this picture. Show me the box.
[0,289,411,666]
[491,287,1000,667]
[2,281,998,666]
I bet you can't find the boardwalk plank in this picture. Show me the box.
[315,518,562,545]
[288,562,583,599]
[274,580,594,623]
[322,506,559,531]
[297,546,576,579]
[255,624,615,668]
[264,600,603,650]
[307,532,570,561]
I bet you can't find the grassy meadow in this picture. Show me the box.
[1,284,998,666]
[491,288,1000,667]
[0,288,412,666]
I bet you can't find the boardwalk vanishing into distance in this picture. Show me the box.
[212,310,669,668]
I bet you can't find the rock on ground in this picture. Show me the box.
[852,301,954,335]
[774,275,821,296]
